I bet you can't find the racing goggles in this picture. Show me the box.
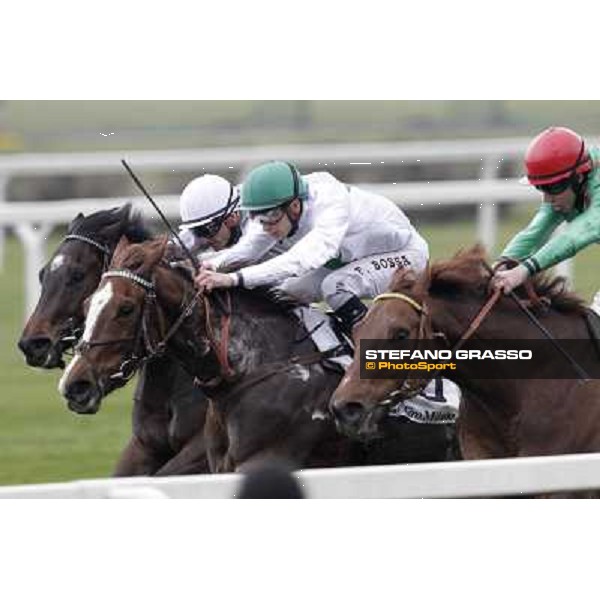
[534,178,572,195]
[191,218,223,239]
[251,206,287,225]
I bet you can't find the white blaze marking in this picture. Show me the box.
[50,254,66,272]
[82,282,114,342]
[58,281,114,397]
[58,356,80,396]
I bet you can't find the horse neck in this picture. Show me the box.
[430,292,589,343]
[226,291,309,363]
[429,291,589,412]
[156,280,307,377]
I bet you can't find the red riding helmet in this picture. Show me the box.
[522,126,593,186]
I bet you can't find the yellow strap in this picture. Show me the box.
[373,292,425,314]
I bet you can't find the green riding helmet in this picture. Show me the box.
[240,161,308,211]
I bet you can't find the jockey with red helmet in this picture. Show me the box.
[491,126,599,303]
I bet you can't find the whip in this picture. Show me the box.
[121,159,200,274]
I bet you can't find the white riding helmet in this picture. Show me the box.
[178,174,240,231]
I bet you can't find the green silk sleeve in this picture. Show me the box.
[527,206,600,271]
[500,203,564,262]
[527,169,600,271]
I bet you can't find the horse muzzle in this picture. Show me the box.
[18,335,65,369]
[62,378,103,415]
[330,397,387,441]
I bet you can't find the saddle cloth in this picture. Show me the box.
[388,378,461,425]
[294,305,461,425]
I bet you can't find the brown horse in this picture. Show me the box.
[331,245,600,469]
[17,205,209,476]
[58,235,455,472]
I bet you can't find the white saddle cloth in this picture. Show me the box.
[388,378,461,424]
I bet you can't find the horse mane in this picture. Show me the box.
[74,204,152,244]
[416,245,587,315]
[240,286,304,313]
[157,252,302,315]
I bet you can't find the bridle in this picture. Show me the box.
[371,287,502,406]
[74,266,235,388]
[54,233,112,353]
[371,292,434,405]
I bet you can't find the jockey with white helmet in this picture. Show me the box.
[178,174,242,252]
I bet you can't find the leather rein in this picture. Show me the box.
[371,287,502,405]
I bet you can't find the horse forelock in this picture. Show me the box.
[122,210,152,243]
[71,205,151,247]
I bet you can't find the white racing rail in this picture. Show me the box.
[1,453,599,498]
[3,136,589,319]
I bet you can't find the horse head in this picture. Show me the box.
[18,204,148,368]
[330,266,435,440]
[57,234,212,414]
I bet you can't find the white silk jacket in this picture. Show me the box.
[210,172,424,288]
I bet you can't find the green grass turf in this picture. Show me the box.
[0,206,598,486]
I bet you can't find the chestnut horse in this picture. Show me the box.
[331,246,600,470]
[58,235,454,472]
[18,205,209,476]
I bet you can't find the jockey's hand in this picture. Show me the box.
[490,264,529,295]
[194,269,236,292]
[491,260,510,273]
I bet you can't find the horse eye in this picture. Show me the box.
[117,304,135,318]
[393,328,410,340]
[125,259,143,271]
[68,270,85,285]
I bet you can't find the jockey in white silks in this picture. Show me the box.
[193,161,461,425]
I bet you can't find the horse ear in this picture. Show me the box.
[68,213,85,233]
[100,204,133,243]
[112,235,131,263]
[142,235,169,270]
[391,268,418,291]
[415,263,431,294]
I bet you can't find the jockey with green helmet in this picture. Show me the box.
[491,127,600,308]
[194,161,430,334]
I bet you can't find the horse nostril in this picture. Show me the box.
[336,401,367,427]
[18,336,52,360]
[65,379,93,402]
